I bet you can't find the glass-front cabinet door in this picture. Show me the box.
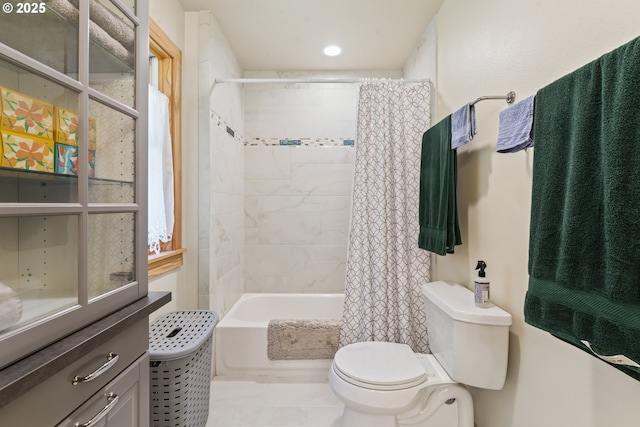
[0,0,147,369]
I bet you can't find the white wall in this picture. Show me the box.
[403,18,437,92]
[148,0,199,319]
[405,1,640,426]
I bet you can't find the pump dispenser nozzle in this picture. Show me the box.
[475,260,487,277]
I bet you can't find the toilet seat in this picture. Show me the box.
[329,345,457,417]
[333,342,429,391]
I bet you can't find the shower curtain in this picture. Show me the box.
[339,80,432,353]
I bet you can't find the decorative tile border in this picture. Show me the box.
[210,110,244,144]
[209,110,356,147]
[245,137,356,147]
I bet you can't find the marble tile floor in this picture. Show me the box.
[206,376,344,427]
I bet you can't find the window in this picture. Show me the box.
[148,19,184,276]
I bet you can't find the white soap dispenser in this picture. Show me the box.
[474,260,491,308]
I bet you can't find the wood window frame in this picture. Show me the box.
[148,18,185,277]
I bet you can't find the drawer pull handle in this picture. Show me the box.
[74,393,119,427]
[72,353,119,385]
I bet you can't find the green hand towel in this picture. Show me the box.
[418,115,461,256]
[524,35,640,381]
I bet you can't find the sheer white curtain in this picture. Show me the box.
[339,80,432,353]
[148,84,174,254]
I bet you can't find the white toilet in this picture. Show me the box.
[329,280,512,427]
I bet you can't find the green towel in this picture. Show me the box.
[524,35,640,381]
[418,115,461,256]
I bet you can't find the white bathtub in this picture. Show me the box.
[215,293,344,377]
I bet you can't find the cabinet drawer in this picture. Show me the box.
[0,319,148,426]
[56,352,149,427]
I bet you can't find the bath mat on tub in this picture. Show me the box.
[267,319,341,360]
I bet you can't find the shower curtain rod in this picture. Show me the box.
[214,78,430,84]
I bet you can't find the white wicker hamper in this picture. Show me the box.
[149,311,218,427]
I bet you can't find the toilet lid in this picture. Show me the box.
[333,341,427,387]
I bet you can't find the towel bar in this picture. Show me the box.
[470,91,516,106]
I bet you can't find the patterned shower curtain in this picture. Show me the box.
[339,80,432,353]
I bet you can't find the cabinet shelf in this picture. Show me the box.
[0,166,134,185]
[0,167,134,204]
[0,3,134,75]
[9,288,77,333]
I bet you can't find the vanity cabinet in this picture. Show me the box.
[0,0,150,369]
[0,1,164,425]
[0,293,170,426]
[1,318,148,426]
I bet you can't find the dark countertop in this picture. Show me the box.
[0,291,171,409]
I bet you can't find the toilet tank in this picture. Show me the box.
[422,281,512,390]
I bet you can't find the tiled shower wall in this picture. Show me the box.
[242,72,401,293]
[210,112,245,312]
[244,145,354,293]
[199,11,245,315]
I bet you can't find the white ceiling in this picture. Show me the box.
[177,0,445,71]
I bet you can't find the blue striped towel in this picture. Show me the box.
[497,95,535,153]
[451,103,477,149]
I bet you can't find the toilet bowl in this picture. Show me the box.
[329,281,512,427]
[329,341,472,427]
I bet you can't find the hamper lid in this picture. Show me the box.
[149,310,219,360]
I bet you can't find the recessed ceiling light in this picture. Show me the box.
[323,45,342,57]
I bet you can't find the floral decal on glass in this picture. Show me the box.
[54,107,79,146]
[1,132,54,172]
[54,142,96,177]
[0,87,54,140]
[55,143,79,175]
